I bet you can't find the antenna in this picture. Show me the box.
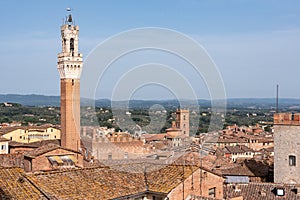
[276,84,279,113]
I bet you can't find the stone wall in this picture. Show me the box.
[274,124,300,184]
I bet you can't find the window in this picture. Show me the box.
[183,115,186,120]
[108,153,112,160]
[289,155,296,166]
[1,145,6,150]
[124,152,128,159]
[70,38,74,52]
[209,187,216,198]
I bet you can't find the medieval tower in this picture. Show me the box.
[176,109,189,135]
[57,12,82,152]
[274,113,300,184]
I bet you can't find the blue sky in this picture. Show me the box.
[0,1,300,99]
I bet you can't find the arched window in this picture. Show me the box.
[70,38,74,53]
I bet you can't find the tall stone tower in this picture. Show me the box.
[274,113,300,184]
[176,109,189,135]
[57,12,82,152]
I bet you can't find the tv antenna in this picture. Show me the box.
[276,84,279,113]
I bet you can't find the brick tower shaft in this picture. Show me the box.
[60,79,81,151]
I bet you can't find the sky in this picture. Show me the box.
[0,0,300,100]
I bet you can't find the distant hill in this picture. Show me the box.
[0,94,60,106]
[0,94,300,110]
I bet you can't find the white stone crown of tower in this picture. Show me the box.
[57,14,83,79]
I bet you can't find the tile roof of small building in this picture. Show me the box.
[23,143,79,158]
[225,182,300,200]
[225,145,254,154]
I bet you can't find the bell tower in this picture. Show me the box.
[57,11,82,151]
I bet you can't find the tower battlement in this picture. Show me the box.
[274,113,300,125]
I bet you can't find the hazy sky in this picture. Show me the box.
[1,1,300,99]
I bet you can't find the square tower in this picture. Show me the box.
[274,113,300,184]
[176,109,189,135]
[57,13,82,152]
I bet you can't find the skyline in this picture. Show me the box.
[1,1,300,99]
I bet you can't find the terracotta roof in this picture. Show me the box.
[24,143,79,158]
[0,138,9,142]
[26,167,146,199]
[217,137,247,143]
[0,167,47,199]
[0,162,203,200]
[221,160,269,177]
[262,147,274,152]
[225,182,300,200]
[225,146,245,154]
[225,145,254,154]
[147,164,198,193]
[9,139,60,148]
[144,133,167,142]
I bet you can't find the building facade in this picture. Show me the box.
[0,126,60,143]
[274,113,300,184]
[57,13,83,152]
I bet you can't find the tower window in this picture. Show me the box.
[289,155,296,166]
[72,79,74,86]
[108,153,112,160]
[183,115,186,120]
[70,38,74,54]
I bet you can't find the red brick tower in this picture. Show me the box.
[57,13,82,151]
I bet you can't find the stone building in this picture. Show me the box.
[274,113,300,184]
